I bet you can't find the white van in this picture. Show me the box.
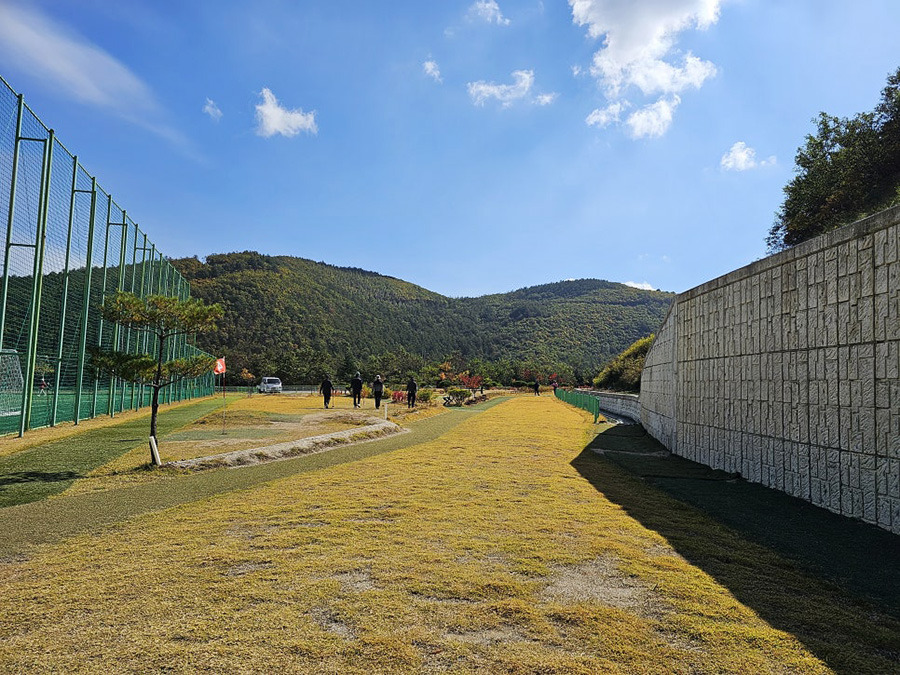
[258,377,282,393]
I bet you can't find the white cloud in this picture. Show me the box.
[586,101,627,128]
[720,141,777,171]
[626,95,680,138]
[536,92,559,106]
[624,281,655,290]
[0,4,157,118]
[0,3,201,155]
[572,65,583,77]
[255,88,317,138]
[622,52,716,97]
[468,70,534,107]
[468,0,511,25]
[423,60,443,83]
[203,98,222,121]
[570,0,721,138]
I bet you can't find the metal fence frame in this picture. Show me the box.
[0,75,214,437]
[554,388,602,423]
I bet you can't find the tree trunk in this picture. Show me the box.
[148,332,167,465]
[150,384,160,442]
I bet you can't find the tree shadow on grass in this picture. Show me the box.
[572,424,900,674]
[0,471,81,487]
[0,469,83,508]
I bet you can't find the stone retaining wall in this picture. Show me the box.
[588,391,642,422]
[640,206,900,534]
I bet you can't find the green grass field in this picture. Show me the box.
[0,396,897,673]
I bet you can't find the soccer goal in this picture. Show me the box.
[0,349,24,417]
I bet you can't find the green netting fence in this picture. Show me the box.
[0,76,215,437]
[554,388,601,423]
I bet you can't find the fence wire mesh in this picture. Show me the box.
[0,76,214,436]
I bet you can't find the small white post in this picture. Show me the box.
[149,436,161,466]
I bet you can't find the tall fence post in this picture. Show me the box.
[135,232,150,410]
[20,129,54,434]
[113,209,128,416]
[50,152,79,426]
[72,176,96,424]
[95,194,112,418]
[126,219,139,412]
[0,94,25,353]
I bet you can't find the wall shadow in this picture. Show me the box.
[572,424,900,673]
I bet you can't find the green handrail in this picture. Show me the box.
[554,388,601,423]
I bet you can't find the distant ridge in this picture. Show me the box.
[172,251,673,383]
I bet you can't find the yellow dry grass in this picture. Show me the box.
[0,397,835,673]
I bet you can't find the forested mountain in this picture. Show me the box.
[172,251,673,385]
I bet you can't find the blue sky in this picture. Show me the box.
[1,0,898,297]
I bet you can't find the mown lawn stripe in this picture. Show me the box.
[0,397,227,508]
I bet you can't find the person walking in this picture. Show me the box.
[350,372,363,408]
[533,379,540,396]
[319,375,334,409]
[406,377,418,409]
[372,375,385,409]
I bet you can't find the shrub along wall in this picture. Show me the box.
[641,206,900,534]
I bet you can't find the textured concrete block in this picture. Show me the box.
[648,215,897,534]
[863,482,878,524]
[797,445,811,500]
[878,497,892,531]
[827,450,842,512]
[875,341,899,379]
[811,478,825,508]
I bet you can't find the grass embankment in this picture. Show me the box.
[0,397,225,507]
[0,393,444,501]
[1,397,895,672]
[92,394,383,476]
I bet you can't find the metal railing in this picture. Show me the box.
[554,388,602,423]
[0,75,214,436]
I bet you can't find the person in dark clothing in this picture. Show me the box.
[406,377,418,408]
[533,380,540,396]
[372,375,385,409]
[350,371,363,408]
[320,375,334,409]
[551,380,558,394]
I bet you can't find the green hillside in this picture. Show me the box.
[172,251,673,384]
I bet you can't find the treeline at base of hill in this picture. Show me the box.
[173,252,673,387]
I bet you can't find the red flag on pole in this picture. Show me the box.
[214,357,226,374]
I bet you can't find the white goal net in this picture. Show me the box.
[0,350,24,417]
